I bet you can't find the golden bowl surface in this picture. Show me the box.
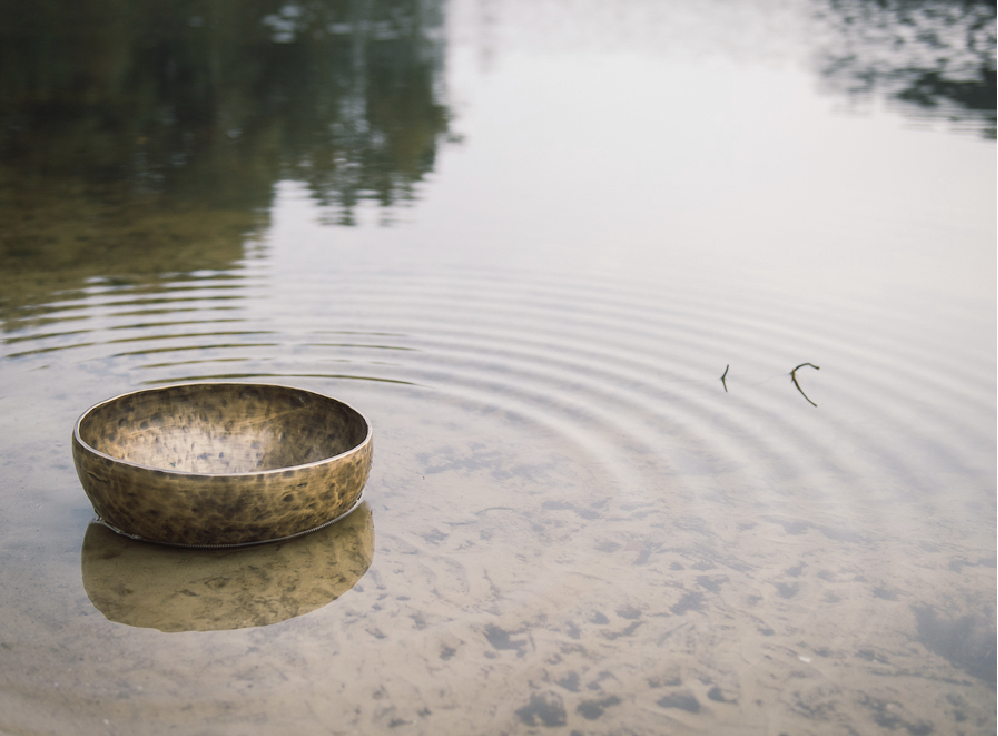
[72,383,373,547]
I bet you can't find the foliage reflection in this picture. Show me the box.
[0,0,450,322]
[814,0,996,138]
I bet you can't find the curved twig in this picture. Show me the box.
[790,363,820,406]
[720,364,729,392]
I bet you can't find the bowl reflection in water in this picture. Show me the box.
[81,502,374,632]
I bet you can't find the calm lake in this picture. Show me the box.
[0,1,995,734]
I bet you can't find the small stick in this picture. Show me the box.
[720,364,729,392]
[790,363,820,406]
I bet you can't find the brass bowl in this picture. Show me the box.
[72,383,373,547]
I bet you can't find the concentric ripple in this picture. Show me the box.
[0,255,993,735]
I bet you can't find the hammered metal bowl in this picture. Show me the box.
[72,383,373,547]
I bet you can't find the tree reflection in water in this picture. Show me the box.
[814,0,996,138]
[0,0,451,322]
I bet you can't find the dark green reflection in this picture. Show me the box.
[0,0,450,323]
[81,502,374,632]
[814,0,996,138]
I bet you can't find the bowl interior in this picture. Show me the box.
[77,384,368,474]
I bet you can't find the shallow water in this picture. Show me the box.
[1,1,995,734]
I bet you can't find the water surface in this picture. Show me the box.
[1,1,995,734]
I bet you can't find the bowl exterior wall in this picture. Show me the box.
[72,434,373,546]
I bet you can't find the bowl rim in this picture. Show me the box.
[73,381,373,478]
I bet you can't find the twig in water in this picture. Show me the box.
[720,364,729,392]
[790,363,820,406]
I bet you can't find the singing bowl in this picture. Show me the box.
[72,383,373,547]
[81,502,374,631]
